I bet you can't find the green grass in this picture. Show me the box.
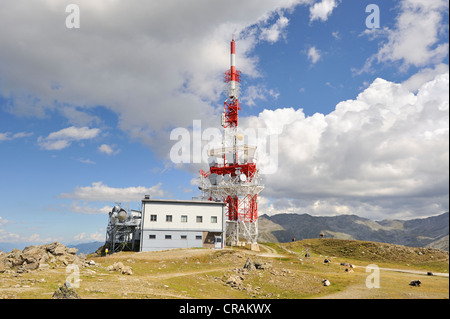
[1,240,448,299]
[283,238,449,273]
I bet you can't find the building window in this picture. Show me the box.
[149,234,156,239]
[150,214,157,222]
[181,215,188,223]
[211,216,217,223]
[181,235,187,240]
[195,235,202,240]
[166,215,172,222]
[196,216,203,223]
[165,235,172,239]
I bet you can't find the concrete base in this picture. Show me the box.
[248,243,260,251]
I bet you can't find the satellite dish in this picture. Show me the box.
[237,133,244,141]
[118,209,128,221]
[216,174,223,184]
[239,174,247,182]
[209,173,218,185]
[224,174,231,182]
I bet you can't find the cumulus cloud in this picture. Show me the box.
[259,15,290,43]
[60,181,165,202]
[98,143,119,155]
[37,126,100,150]
[73,231,104,242]
[0,0,308,156]
[241,84,280,107]
[307,46,322,64]
[309,0,339,22]
[361,0,449,71]
[243,71,449,219]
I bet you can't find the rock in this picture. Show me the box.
[52,282,81,299]
[67,248,78,255]
[243,258,256,271]
[409,280,421,287]
[106,262,133,275]
[121,266,133,275]
[242,257,270,271]
[39,263,50,270]
[322,279,330,286]
[0,242,87,273]
[225,274,244,290]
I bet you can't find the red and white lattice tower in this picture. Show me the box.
[199,37,264,246]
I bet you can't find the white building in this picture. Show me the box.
[139,198,226,251]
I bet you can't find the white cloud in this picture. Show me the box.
[243,71,449,219]
[0,216,8,226]
[307,46,322,64]
[241,85,280,107]
[362,0,449,71]
[37,126,100,150]
[60,181,165,202]
[0,227,55,244]
[259,15,290,43]
[77,157,96,165]
[0,131,33,142]
[73,231,104,242]
[98,143,118,155]
[69,202,112,215]
[0,0,308,157]
[309,0,338,22]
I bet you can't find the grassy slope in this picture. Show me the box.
[1,239,448,299]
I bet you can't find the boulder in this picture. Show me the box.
[106,262,133,275]
[52,282,81,299]
[243,258,256,271]
[225,274,244,290]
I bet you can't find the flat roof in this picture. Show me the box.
[142,198,225,205]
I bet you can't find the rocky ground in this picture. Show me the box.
[0,240,448,299]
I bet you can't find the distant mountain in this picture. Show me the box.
[67,241,104,255]
[259,212,449,251]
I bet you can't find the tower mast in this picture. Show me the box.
[200,37,264,248]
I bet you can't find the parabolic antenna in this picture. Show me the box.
[239,174,247,182]
[118,209,128,221]
[209,173,218,185]
[224,174,231,182]
[216,174,223,184]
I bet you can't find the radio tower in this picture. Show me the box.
[199,37,264,248]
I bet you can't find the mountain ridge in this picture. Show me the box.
[259,212,449,251]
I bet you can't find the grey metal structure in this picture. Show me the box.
[105,204,142,253]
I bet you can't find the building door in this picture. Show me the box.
[214,236,222,249]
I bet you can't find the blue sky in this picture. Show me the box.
[0,0,448,247]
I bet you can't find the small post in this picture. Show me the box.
[105,248,109,263]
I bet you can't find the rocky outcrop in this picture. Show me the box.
[0,242,94,273]
[52,282,81,299]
